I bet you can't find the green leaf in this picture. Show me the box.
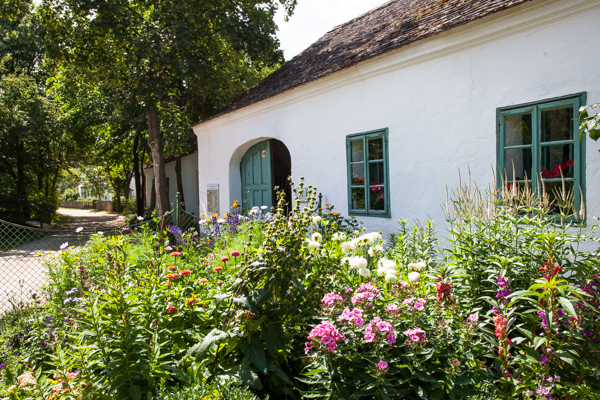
[128,385,142,400]
[267,362,291,383]
[558,296,578,318]
[239,334,267,373]
[187,329,229,360]
[240,363,262,390]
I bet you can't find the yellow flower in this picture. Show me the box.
[327,212,331,216]
[333,212,339,216]
[74,257,80,261]
[37,253,42,256]
[99,249,105,252]
[211,213,218,218]
[51,257,56,260]
[47,251,54,254]
[70,246,75,249]
[60,251,66,255]
[325,203,331,206]
[200,213,206,216]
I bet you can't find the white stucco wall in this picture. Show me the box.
[193,0,600,238]
[145,152,200,217]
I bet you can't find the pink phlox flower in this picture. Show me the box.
[467,314,478,323]
[403,327,427,344]
[305,321,346,354]
[339,307,364,327]
[402,297,414,306]
[321,293,345,309]
[351,291,375,306]
[364,317,396,345]
[412,298,427,311]
[386,303,400,317]
[375,360,388,371]
[356,283,380,295]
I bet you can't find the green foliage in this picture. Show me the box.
[61,188,79,201]
[153,379,266,400]
[2,178,600,400]
[580,104,600,144]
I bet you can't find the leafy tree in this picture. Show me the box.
[41,0,297,217]
[0,1,67,222]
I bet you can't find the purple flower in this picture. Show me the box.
[536,386,550,396]
[168,225,184,246]
[537,311,549,330]
[540,355,549,365]
[497,276,508,286]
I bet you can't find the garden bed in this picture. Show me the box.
[1,179,599,400]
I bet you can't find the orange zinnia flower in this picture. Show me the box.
[167,266,177,271]
[199,278,208,283]
[213,266,223,272]
[187,298,200,306]
[165,273,180,280]
[180,269,191,276]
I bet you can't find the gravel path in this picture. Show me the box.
[0,208,123,314]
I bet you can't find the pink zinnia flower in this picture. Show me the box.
[170,251,183,257]
[221,257,229,262]
[180,269,191,276]
[231,251,240,257]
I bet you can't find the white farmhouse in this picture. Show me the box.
[193,0,600,236]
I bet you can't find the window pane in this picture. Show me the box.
[504,113,532,146]
[368,137,383,160]
[351,164,365,185]
[369,186,385,211]
[351,140,364,162]
[541,144,574,179]
[351,187,366,210]
[541,107,573,143]
[369,162,384,185]
[504,148,532,181]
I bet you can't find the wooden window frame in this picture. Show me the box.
[496,92,586,217]
[346,128,390,218]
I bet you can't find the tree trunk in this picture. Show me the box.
[141,145,147,208]
[51,166,59,195]
[115,187,122,212]
[16,145,30,220]
[133,134,144,216]
[147,105,169,216]
[175,156,185,210]
[149,178,156,215]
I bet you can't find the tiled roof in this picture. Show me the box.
[196,0,532,126]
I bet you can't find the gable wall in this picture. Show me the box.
[194,0,600,237]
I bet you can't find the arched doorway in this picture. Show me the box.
[240,139,291,210]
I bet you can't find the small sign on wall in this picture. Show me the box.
[207,184,219,215]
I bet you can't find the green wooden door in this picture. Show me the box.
[241,140,272,210]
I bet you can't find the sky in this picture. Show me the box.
[274,0,391,60]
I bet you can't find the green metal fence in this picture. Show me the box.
[0,220,116,314]
[129,193,202,234]
[0,193,201,315]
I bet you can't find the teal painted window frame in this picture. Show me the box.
[346,128,390,218]
[496,92,586,216]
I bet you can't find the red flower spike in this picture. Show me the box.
[167,306,178,314]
